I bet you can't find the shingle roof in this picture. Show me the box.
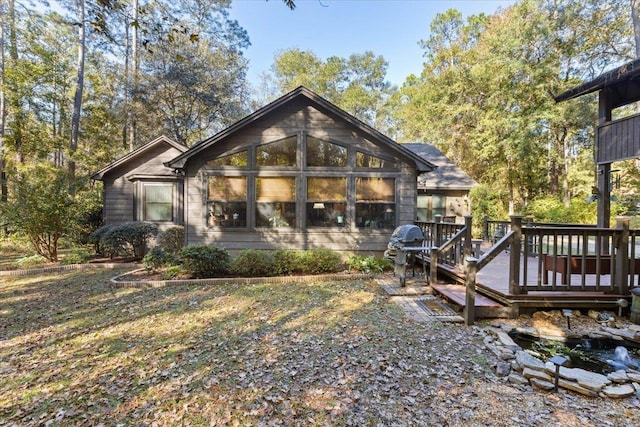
[402,143,477,191]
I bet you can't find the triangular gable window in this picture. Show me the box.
[257,136,297,166]
[306,135,346,167]
[207,150,248,167]
[356,152,396,169]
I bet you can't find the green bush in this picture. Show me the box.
[60,248,92,265]
[100,222,159,259]
[298,249,343,274]
[143,247,171,272]
[347,255,391,274]
[162,265,183,280]
[180,244,229,278]
[88,225,114,256]
[229,249,277,277]
[273,249,304,275]
[15,254,48,270]
[157,226,185,255]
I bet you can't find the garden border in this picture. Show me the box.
[0,263,140,277]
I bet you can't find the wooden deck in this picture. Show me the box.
[425,251,630,318]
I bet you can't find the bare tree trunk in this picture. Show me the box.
[69,0,86,197]
[129,0,138,151]
[632,0,640,57]
[7,0,22,164]
[0,0,7,207]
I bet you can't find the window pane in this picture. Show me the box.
[257,136,297,166]
[208,176,247,200]
[207,151,248,167]
[207,176,247,228]
[417,195,429,222]
[307,202,346,227]
[356,178,395,202]
[256,177,296,228]
[144,184,173,222]
[256,177,296,202]
[356,203,395,229]
[356,152,396,168]
[306,135,347,167]
[307,177,346,201]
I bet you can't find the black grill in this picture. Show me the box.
[385,225,429,286]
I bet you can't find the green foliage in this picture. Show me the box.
[179,244,230,279]
[298,249,344,274]
[229,249,277,277]
[272,249,303,276]
[469,184,509,234]
[1,164,74,262]
[142,248,171,273]
[526,197,596,224]
[88,225,114,256]
[60,248,93,265]
[157,226,185,256]
[69,187,104,246]
[99,222,159,259]
[162,265,183,280]
[347,255,391,274]
[15,254,48,270]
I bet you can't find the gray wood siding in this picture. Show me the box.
[102,143,185,226]
[183,101,419,253]
[597,113,640,164]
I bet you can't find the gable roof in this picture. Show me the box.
[402,143,477,191]
[91,135,188,181]
[165,86,436,172]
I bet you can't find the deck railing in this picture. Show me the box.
[445,216,637,325]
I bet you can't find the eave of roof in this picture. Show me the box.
[91,135,187,181]
[554,58,640,102]
[403,143,478,190]
[165,86,436,173]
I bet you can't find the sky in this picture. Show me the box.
[230,0,515,88]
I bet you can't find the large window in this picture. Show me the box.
[306,177,347,227]
[143,183,174,222]
[208,176,247,228]
[207,150,248,167]
[257,136,297,166]
[355,177,395,229]
[256,177,296,228]
[356,152,396,169]
[306,136,347,167]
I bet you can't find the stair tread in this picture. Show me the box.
[431,283,504,308]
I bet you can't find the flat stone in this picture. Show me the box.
[558,378,599,397]
[499,347,516,360]
[508,372,530,386]
[571,368,611,391]
[537,327,567,339]
[523,367,552,382]
[516,351,545,371]
[530,378,555,390]
[495,330,519,349]
[627,371,640,382]
[496,361,511,377]
[608,370,629,384]
[544,361,575,381]
[601,383,636,398]
[514,326,539,337]
[602,326,639,342]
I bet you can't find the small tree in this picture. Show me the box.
[1,165,74,261]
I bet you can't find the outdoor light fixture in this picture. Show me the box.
[549,355,568,393]
[562,309,572,329]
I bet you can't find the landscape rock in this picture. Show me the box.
[602,384,636,398]
[515,350,545,371]
[522,367,552,382]
[530,378,555,391]
[607,370,629,384]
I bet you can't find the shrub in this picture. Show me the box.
[157,226,185,255]
[229,249,277,277]
[180,244,229,278]
[143,247,171,272]
[88,225,114,256]
[15,254,48,270]
[348,255,391,274]
[60,248,92,265]
[100,222,159,259]
[273,249,304,275]
[298,249,343,274]
[162,265,183,280]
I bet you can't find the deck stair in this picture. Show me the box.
[430,282,511,319]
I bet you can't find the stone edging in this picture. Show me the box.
[111,269,373,288]
[0,263,140,277]
[484,322,640,399]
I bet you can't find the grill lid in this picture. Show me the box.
[389,224,425,244]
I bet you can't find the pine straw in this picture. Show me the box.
[1,269,639,426]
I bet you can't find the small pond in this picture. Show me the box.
[510,333,640,374]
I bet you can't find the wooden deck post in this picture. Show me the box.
[464,256,478,326]
[615,216,630,295]
[509,215,523,296]
[463,215,473,269]
[430,247,438,284]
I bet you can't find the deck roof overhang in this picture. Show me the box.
[554,58,640,109]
